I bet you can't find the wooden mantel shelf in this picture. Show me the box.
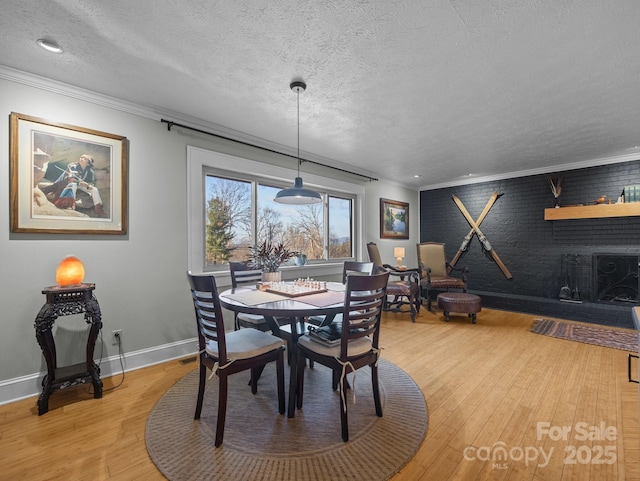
[544,203,640,220]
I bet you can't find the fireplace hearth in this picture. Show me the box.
[594,254,639,304]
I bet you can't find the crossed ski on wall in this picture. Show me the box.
[451,192,513,280]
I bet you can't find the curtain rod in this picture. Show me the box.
[161,118,378,182]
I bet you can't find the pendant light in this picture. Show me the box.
[274,81,322,205]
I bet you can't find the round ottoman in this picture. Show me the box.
[437,292,482,324]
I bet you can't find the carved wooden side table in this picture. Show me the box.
[35,283,103,414]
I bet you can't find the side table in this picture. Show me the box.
[35,283,103,414]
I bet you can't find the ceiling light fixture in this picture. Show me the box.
[274,81,322,205]
[37,38,63,54]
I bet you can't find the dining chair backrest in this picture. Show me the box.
[339,271,389,359]
[342,261,375,283]
[187,273,228,363]
[229,262,262,288]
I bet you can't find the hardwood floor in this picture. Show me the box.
[1,308,638,481]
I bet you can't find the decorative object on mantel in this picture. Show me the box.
[273,81,322,205]
[55,255,85,286]
[247,240,297,283]
[452,194,513,279]
[547,176,562,208]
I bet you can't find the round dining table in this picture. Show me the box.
[218,282,346,417]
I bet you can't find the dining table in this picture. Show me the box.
[218,281,347,418]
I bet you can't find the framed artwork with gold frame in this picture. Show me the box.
[380,198,409,239]
[10,112,128,234]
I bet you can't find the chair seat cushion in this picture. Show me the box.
[237,312,267,325]
[298,334,372,357]
[205,328,284,360]
[386,281,417,296]
[425,276,466,289]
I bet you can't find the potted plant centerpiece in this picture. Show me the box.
[247,240,297,283]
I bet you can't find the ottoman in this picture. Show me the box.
[437,292,482,324]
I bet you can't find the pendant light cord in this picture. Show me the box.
[296,86,301,177]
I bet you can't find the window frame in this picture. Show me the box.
[187,146,366,280]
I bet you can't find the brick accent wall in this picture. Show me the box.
[419,160,640,328]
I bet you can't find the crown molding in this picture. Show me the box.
[419,152,640,191]
[0,65,381,185]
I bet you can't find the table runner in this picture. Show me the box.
[222,290,287,306]
[294,290,346,307]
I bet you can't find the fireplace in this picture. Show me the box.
[593,254,640,304]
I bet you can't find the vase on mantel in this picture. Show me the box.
[262,271,281,283]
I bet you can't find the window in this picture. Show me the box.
[188,146,363,274]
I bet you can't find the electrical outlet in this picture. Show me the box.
[111,329,122,345]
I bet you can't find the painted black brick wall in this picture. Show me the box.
[419,160,640,328]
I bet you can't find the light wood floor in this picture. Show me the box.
[1,308,638,481]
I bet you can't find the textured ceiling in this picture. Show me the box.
[2,0,640,189]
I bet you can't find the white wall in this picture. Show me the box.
[0,73,419,403]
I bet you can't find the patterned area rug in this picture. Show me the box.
[531,318,637,351]
[146,359,427,481]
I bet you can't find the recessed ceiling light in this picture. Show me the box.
[414,175,420,178]
[37,38,63,54]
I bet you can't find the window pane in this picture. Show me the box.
[328,196,353,259]
[205,174,251,267]
[257,184,325,261]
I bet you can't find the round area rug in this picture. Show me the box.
[146,359,427,481]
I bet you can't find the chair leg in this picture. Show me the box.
[194,361,207,420]
[340,374,349,442]
[215,375,228,447]
[371,363,383,417]
[296,349,306,409]
[276,350,285,414]
[409,294,417,323]
[250,367,259,394]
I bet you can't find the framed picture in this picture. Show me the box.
[380,198,409,239]
[10,112,128,234]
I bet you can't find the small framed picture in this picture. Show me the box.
[380,198,409,239]
[10,112,128,234]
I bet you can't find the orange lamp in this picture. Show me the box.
[56,256,85,286]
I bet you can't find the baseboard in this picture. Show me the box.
[0,338,199,406]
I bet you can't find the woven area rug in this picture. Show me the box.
[146,359,427,481]
[531,318,637,351]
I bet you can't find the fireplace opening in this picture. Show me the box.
[593,254,639,304]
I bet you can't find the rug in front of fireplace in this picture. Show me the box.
[531,318,637,352]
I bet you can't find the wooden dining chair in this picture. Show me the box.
[187,272,285,447]
[342,261,375,282]
[295,271,389,442]
[308,261,374,327]
[229,262,270,331]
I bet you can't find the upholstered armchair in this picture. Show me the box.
[416,242,468,311]
[366,242,421,322]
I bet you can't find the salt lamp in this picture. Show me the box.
[56,256,85,286]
